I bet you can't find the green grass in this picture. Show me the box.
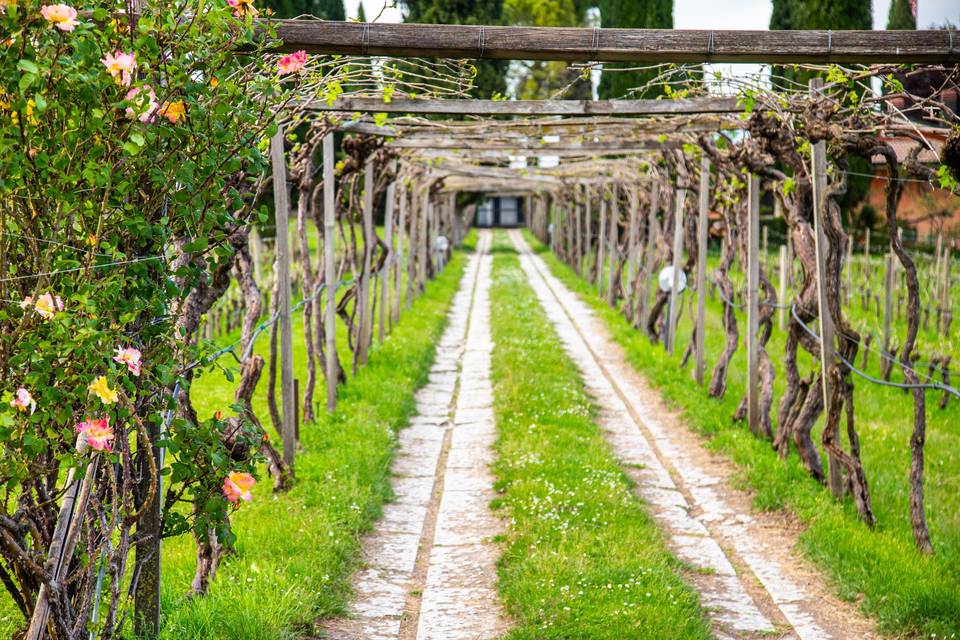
[528,229,960,639]
[488,232,712,640]
[154,238,473,639]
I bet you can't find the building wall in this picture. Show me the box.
[865,172,960,247]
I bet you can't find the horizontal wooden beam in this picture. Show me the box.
[273,21,959,64]
[405,148,664,159]
[305,96,742,116]
[389,139,680,151]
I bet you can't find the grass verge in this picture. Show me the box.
[526,229,960,638]
[488,233,712,640]
[156,239,473,639]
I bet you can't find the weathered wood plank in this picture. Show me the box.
[306,96,743,116]
[323,132,338,413]
[272,20,960,64]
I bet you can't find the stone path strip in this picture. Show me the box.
[511,230,843,640]
[324,231,509,640]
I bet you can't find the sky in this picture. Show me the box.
[344,0,959,28]
[341,0,959,97]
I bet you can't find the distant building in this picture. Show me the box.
[475,196,525,228]
[866,129,960,246]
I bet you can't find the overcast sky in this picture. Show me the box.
[344,0,959,28]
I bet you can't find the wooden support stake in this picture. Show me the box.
[808,88,841,498]
[778,244,788,330]
[419,190,428,291]
[641,181,660,326]
[607,185,618,304]
[357,159,375,367]
[323,132,338,413]
[626,183,639,295]
[380,178,396,343]
[941,249,952,334]
[584,186,593,278]
[695,158,709,385]
[272,128,296,473]
[667,186,687,353]
[597,195,607,294]
[884,254,894,348]
[746,174,761,435]
[395,183,406,322]
[575,187,584,275]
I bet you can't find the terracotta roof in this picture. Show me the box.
[871,131,944,165]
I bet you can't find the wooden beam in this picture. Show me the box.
[391,139,682,151]
[272,20,960,64]
[306,96,743,116]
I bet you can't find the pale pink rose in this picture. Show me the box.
[277,50,307,76]
[113,346,142,377]
[223,472,255,504]
[226,0,258,18]
[75,417,114,452]
[31,292,63,319]
[40,4,79,31]
[101,51,136,87]
[124,85,158,123]
[10,387,36,414]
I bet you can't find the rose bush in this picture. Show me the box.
[0,0,299,635]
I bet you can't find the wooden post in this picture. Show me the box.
[809,83,841,498]
[575,186,584,275]
[607,185,618,304]
[695,158,709,384]
[250,227,264,286]
[380,178,396,342]
[627,183,639,296]
[864,228,871,259]
[597,194,607,294]
[641,181,661,326]
[940,248,952,334]
[357,159,375,367]
[746,174,761,435]
[394,182,406,322]
[584,186,593,278]
[272,127,296,473]
[778,244,788,330]
[27,446,99,640]
[667,186,687,353]
[323,132,338,413]
[884,253,894,349]
[406,185,418,306]
[294,378,300,445]
[419,190,429,291]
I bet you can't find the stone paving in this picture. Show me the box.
[323,231,509,640]
[510,229,835,640]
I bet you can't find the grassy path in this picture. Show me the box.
[156,244,472,639]
[488,233,712,640]
[527,230,960,638]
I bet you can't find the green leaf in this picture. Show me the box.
[17,59,39,74]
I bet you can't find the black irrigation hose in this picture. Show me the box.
[790,304,960,399]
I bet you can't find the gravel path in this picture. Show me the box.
[323,231,509,640]
[510,229,877,640]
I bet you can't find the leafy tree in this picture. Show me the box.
[597,0,673,99]
[887,0,917,30]
[401,0,509,97]
[263,0,346,19]
[504,0,591,99]
[357,0,367,21]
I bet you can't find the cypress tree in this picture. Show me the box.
[401,0,509,98]
[597,0,673,99]
[263,0,345,19]
[887,0,916,30]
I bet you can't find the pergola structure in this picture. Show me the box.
[262,19,960,567]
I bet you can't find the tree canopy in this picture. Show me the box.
[263,0,345,19]
[401,0,509,97]
[597,0,673,99]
